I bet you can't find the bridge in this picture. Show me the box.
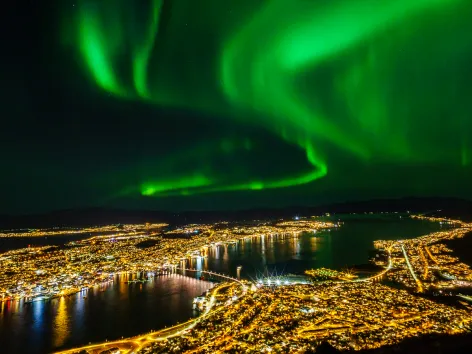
[54,281,244,354]
[175,267,242,284]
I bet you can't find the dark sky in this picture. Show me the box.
[2,0,472,214]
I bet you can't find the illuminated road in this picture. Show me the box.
[54,270,245,354]
[354,244,394,283]
[190,294,281,353]
[297,310,437,339]
[177,267,241,283]
[418,246,429,280]
[52,217,471,353]
[458,294,472,302]
[401,244,424,292]
[424,245,439,265]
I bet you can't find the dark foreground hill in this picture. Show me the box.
[307,332,472,354]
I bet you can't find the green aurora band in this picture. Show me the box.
[67,0,472,199]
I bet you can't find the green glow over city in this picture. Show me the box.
[6,0,466,211]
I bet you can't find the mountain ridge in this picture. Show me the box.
[1,196,471,229]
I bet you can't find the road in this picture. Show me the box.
[54,273,244,354]
[401,244,424,292]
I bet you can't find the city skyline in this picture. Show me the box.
[1,213,471,353]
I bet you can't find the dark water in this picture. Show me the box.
[0,234,90,253]
[0,215,450,354]
[0,274,213,354]
[190,215,450,279]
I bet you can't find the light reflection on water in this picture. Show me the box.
[189,216,448,279]
[0,274,213,354]
[53,297,69,348]
[0,215,449,354]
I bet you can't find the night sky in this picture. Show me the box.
[2,0,472,214]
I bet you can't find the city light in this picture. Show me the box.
[2,215,471,353]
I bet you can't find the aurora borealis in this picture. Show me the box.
[2,0,472,213]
